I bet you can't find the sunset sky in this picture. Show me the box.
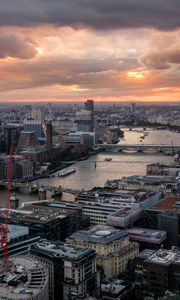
[0,0,180,103]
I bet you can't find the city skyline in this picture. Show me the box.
[0,1,180,103]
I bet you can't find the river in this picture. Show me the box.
[0,127,179,207]
[34,127,179,190]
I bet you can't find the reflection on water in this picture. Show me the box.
[0,128,179,207]
[34,152,174,190]
[34,128,179,190]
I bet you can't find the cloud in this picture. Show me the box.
[0,0,179,30]
[141,50,180,70]
[0,34,38,59]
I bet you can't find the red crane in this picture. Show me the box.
[0,145,13,266]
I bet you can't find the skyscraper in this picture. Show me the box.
[84,99,94,132]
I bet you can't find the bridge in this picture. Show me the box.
[0,181,79,196]
[96,143,180,153]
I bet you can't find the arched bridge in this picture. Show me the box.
[96,143,180,153]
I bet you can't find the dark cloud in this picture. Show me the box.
[0,56,135,91]
[0,0,179,30]
[0,34,38,58]
[141,50,180,69]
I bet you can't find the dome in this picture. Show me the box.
[95,230,111,236]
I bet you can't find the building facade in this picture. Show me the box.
[66,225,139,278]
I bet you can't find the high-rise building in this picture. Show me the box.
[17,131,40,151]
[23,119,46,140]
[4,125,21,154]
[84,99,94,131]
[32,107,44,121]
[45,121,53,160]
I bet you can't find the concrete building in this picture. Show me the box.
[45,121,53,160]
[101,279,134,300]
[64,131,96,146]
[127,227,167,250]
[0,155,33,180]
[117,175,178,194]
[23,119,46,141]
[21,146,47,166]
[75,109,92,132]
[0,224,40,257]
[75,189,162,227]
[135,248,180,299]
[0,202,89,240]
[147,163,180,177]
[142,196,180,247]
[0,256,49,300]
[66,225,139,278]
[4,124,21,154]
[84,99,94,132]
[17,131,40,151]
[30,239,97,300]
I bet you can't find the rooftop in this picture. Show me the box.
[127,227,166,244]
[0,256,48,299]
[0,224,29,243]
[101,279,134,296]
[137,248,180,266]
[33,239,94,261]
[151,196,180,211]
[68,225,127,245]
[0,204,75,224]
[21,146,46,154]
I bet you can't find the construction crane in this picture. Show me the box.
[0,145,13,267]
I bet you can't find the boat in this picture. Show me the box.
[104,158,112,162]
[58,168,76,178]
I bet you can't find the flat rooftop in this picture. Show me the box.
[78,189,157,204]
[0,204,75,224]
[67,225,127,245]
[0,224,29,242]
[137,248,180,266]
[0,256,48,299]
[128,227,166,244]
[101,279,133,296]
[151,196,180,211]
[34,239,94,261]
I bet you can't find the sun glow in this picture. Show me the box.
[36,47,43,55]
[127,71,146,79]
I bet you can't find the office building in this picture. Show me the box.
[0,155,33,180]
[135,248,180,299]
[31,239,97,300]
[23,119,46,140]
[17,131,40,151]
[0,224,40,257]
[4,124,21,154]
[0,202,89,240]
[127,227,166,250]
[66,225,139,278]
[75,189,162,227]
[45,121,53,160]
[101,279,134,300]
[84,99,94,132]
[142,196,180,247]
